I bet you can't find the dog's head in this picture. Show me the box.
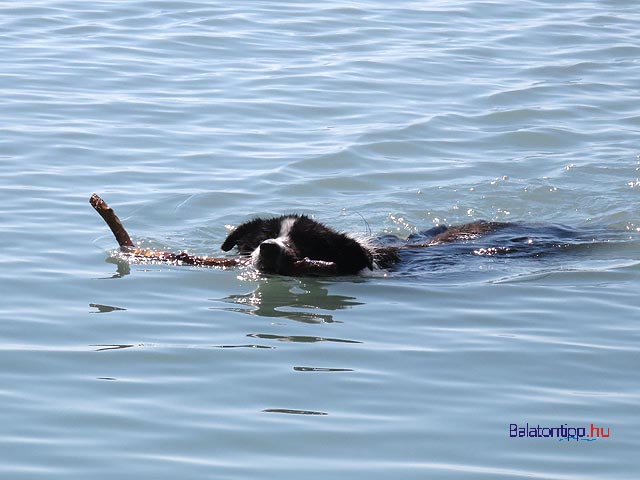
[221,214,373,275]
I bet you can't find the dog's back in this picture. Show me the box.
[222,215,617,276]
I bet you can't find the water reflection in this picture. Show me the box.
[293,366,353,372]
[214,278,364,324]
[89,303,126,313]
[104,255,364,324]
[91,344,135,352]
[212,344,273,349]
[105,256,131,278]
[262,408,328,416]
[247,333,361,344]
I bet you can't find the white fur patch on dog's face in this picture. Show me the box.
[250,216,297,267]
[278,217,296,238]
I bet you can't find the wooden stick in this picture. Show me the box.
[90,193,245,269]
[89,193,134,248]
[122,248,246,268]
[291,258,338,276]
[90,194,346,275]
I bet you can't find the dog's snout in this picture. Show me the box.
[259,239,281,258]
[256,238,298,274]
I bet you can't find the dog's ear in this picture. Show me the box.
[221,217,282,253]
[221,226,244,251]
[221,221,259,251]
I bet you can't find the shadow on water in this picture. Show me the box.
[262,408,328,416]
[213,278,364,324]
[90,303,126,313]
[90,344,136,352]
[104,256,131,278]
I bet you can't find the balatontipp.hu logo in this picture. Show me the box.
[509,423,611,442]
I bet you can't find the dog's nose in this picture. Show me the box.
[259,239,281,259]
[257,238,296,274]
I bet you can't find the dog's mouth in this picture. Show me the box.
[253,239,300,275]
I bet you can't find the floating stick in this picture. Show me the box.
[90,194,351,275]
[89,193,134,248]
[89,193,244,268]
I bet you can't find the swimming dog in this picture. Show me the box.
[221,214,379,275]
[220,213,512,275]
[90,194,608,277]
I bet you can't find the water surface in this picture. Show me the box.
[1,1,639,478]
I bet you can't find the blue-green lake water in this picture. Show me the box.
[1,1,639,478]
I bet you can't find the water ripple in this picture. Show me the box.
[2,1,640,478]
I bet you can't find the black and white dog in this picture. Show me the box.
[221,214,514,276]
[221,214,379,275]
[91,194,620,276]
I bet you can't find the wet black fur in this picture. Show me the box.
[221,216,287,253]
[221,214,378,275]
